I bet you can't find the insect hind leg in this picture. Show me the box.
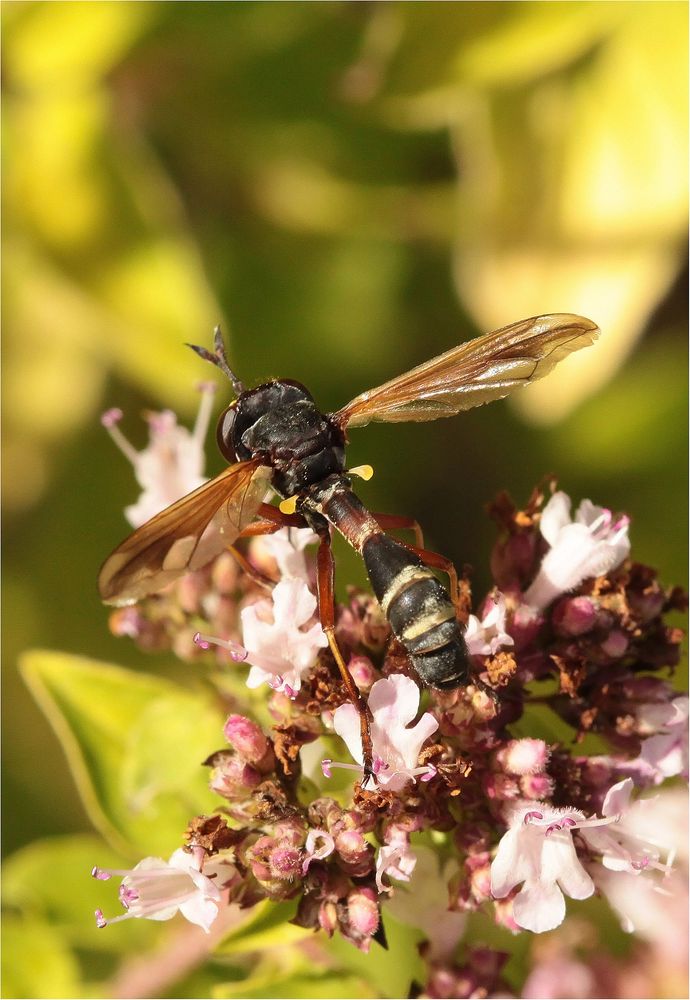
[315,528,374,788]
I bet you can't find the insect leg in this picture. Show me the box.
[394,542,461,610]
[315,529,374,786]
[234,505,310,587]
[371,512,424,549]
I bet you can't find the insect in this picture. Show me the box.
[99,314,598,782]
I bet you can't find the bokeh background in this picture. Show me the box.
[2,2,687,998]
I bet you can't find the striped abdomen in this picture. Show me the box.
[361,534,470,689]
[310,477,470,689]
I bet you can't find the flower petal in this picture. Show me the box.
[601,778,634,818]
[539,492,572,545]
[332,702,365,765]
[513,879,566,933]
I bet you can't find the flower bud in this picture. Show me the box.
[520,772,555,799]
[552,596,597,636]
[207,751,261,798]
[348,656,376,691]
[319,900,338,935]
[269,846,302,881]
[308,797,344,833]
[483,772,520,801]
[334,830,374,875]
[628,585,665,622]
[496,738,549,776]
[600,629,629,658]
[346,887,379,938]
[468,860,492,904]
[491,531,538,589]
[223,715,269,764]
[509,603,544,650]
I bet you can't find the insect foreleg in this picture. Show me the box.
[232,504,311,587]
[315,529,374,787]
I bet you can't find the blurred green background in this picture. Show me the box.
[2,1,687,996]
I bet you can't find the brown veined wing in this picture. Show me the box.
[332,314,599,430]
[98,458,272,606]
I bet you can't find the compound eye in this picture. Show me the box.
[216,403,238,462]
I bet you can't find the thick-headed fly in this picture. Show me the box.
[99,314,599,783]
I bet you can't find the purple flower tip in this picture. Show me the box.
[421,763,437,782]
[523,811,543,825]
[372,756,389,775]
[193,632,210,650]
[561,816,577,828]
[230,648,248,663]
[91,866,111,880]
[321,758,333,778]
[95,908,107,929]
[101,408,123,429]
[119,884,138,908]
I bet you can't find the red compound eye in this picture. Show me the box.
[216,402,238,462]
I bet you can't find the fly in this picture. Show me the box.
[99,314,599,784]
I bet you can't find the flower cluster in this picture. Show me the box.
[95,410,687,996]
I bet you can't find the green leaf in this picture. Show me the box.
[326,911,425,1000]
[20,651,225,855]
[215,899,311,955]
[2,916,82,1000]
[2,833,159,952]
[212,968,374,1000]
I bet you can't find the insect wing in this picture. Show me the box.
[98,459,272,606]
[332,313,599,429]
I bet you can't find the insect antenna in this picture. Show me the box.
[187,326,245,397]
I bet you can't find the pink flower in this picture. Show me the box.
[249,525,319,582]
[92,848,237,933]
[385,846,466,960]
[101,383,216,528]
[465,593,514,657]
[638,696,689,783]
[196,578,327,697]
[524,492,630,611]
[496,738,550,776]
[490,804,595,933]
[242,579,328,696]
[328,674,438,791]
[375,839,417,894]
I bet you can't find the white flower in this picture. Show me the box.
[638,696,689,783]
[524,492,630,611]
[589,786,687,948]
[302,828,335,874]
[249,525,319,583]
[375,839,417,894]
[578,778,676,875]
[465,592,514,657]
[93,848,237,933]
[242,578,328,697]
[328,674,438,792]
[490,803,595,933]
[385,845,466,960]
[101,383,216,528]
